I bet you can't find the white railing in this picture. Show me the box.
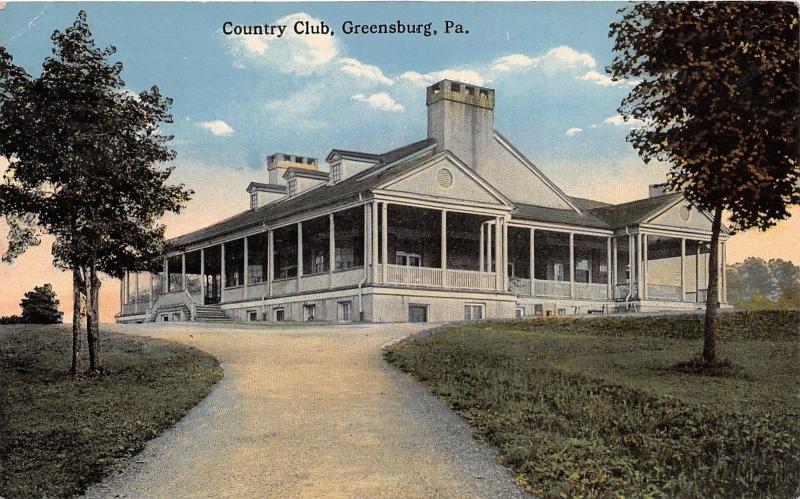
[446,269,497,290]
[509,277,533,297]
[384,264,497,290]
[271,278,297,297]
[614,283,636,300]
[299,273,329,292]
[647,284,682,301]
[534,279,571,298]
[574,282,609,300]
[686,289,708,303]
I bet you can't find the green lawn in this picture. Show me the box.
[0,325,223,498]
[386,311,800,498]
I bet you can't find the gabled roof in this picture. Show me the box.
[326,138,435,165]
[168,139,436,249]
[283,168,329,181]
[590,192,684,227]
[513,203,613,229]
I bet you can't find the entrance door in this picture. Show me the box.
[408,304,428,323]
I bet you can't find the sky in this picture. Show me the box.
[0,2,797,321]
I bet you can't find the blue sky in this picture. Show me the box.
[0,1,667,202]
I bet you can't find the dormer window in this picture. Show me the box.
[287,179,297,197]
[332,163,342,183]
[250,193,258,210]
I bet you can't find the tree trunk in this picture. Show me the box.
[703,205,723,364]
[70,266,84,377]
[86,261,102,374]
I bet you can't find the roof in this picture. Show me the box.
[326,149,382,162]
[513,203,613,229]
[283,168,329,181]
[590,192,683,227]
[168,139,436,249]
[246,182,287,193]
[569,196,612,210]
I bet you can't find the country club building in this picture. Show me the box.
[116,80,729,324]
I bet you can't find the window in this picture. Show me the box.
[409,304,428,323]
[312,253,326,274]
[250,193,258,210]
[287,179,297,197]
[515,307,525,318]
[396,251,421,267]
[275,308,285,322]
[335,247,354,270]
[172,312,181,321]
[303,304,316,321]
[508,262,516,278]
[464,303,484,320]
[338,301,352,321]
[247,310,257,322]
[553,262,565,282]
[332,163,341,182]
[576,258,590,283]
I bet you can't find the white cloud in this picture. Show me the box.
[492,54,536,72]
[351,93,405,112]
[399,69,486,87]
[603,114,646,128]
[339,58,394,86]
[565,127,583,137]
[578,70,639,88]
[227,12,339,75]
[538,46,596,69]
[0,2,7,11]
[197,120,234,136]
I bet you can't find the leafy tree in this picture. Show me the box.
[727,257,775,303]
[609,2,800,363]
[767,259,800,297]
[20,284,63,324]
[0,11,191,374]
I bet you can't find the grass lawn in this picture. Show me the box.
[386,311,800,498]
[0,324,223,498]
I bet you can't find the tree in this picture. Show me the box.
[727,257,775,303]
[0,11,191,374]
[609,3,800,364]
[20,284,63,324]
[767,259,800,297]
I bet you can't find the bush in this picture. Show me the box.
[0,315,26,325]
[19,284,62,325]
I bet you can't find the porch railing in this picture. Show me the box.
[614,283,636,300]
[574,282,608,301]
[534,279,571,298]
[647,284,682,301]
[685,289,708,303]
[385,264,496,290]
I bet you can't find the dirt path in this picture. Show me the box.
[84,323,525,498]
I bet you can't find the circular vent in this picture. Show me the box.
[680,206,691,221]
[436,168,454,188]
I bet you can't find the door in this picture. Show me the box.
[408,304,428,323]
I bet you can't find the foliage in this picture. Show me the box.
[387,311,799,498]
[608,1,800,363]
[0,10,192,373]
[19,283,63,324]
[0,315,25,325]
[0,325,222,498]
[608,2,799,230]
[727,258,800,308]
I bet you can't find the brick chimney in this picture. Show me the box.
[426,79,496,170]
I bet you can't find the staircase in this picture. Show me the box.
[194,304,230,322]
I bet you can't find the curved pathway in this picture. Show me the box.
[84,323,525,498]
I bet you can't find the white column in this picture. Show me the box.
[381,202,388,283]
[181,253,186,291]
[494,217,502,291]
[529,228,535,289]
[163,258,169,293]
[221,244,226,296]
[329,213,335,288]
[243,237,249,299]
[642,234,648,300]
[200,248,206,305]
[363,204,369,272]
[502,218,509,291]
[441,210,447,270]
[134,273,140,314]
[680,238,686,302]
[149,271,154,308]
[612,237,618,286]
[569,232,575,299]
[487,223,493,273]
[371,202,379,282]
[628,234,635,298]
[695,242,701,302]
[267,229,274,297]
[721,241,727,303]
[607,237,612,299]
[124,271,130,305]
[636,234,644,299]
[479,223,485,272]
[297,222,303,279]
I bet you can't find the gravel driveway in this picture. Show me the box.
[84,323,525,498]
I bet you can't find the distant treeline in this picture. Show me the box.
[727,258,799,310]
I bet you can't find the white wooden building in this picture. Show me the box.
[117,79,729,323]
